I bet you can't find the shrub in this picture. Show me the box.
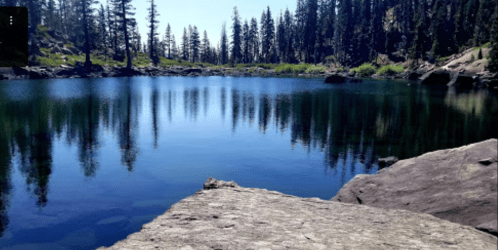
[305,65,326,74]
[274,63,311,74]
[376,65,404,75]
[478,49,483,60]
[350,63,376,76]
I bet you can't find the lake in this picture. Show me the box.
[0,76,497,250]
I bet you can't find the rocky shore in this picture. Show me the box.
[2,64,497,90]
[95,140,498,250]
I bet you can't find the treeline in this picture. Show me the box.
[1,0,498,68]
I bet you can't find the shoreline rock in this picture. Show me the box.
[332,139,498,237]
[1,65,496,90]
[95,176,497,250]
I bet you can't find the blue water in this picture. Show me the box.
[0,76,496,249]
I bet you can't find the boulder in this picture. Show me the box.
[68,46,80,55]
[332,139,498,237]
[61,47,73,55]
[419,70,453,85]
[96,177,497,250]
[406,71,422,80]
[325,74,363,84]
[378,156,399,167]
[447,73,479,88]
[182,68,202,74]
[50,45,63,54]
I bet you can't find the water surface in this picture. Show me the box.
[0,76,496,249]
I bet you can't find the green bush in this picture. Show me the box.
[305,65,326,74]
[350,63,376,76]
[470,54,476,62]
[478,49,483,59]
[274,63,311,74]
[376,65,404,75]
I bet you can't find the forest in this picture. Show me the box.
[1,0,498,72]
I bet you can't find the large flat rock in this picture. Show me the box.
[332,139,498,236]
[96,178,497,250]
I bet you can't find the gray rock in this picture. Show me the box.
[419,70,453,85]
[96,177,497,250]
[332,139,498,237]
[50,45,62,54]
[447,73,479,88]
[61,47,73,55]
[325,74,363,84]
[378,156,399,167]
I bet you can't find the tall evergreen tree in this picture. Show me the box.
[190,26,201,62]
[474,0,498,46]
[430,0,449,60]
[112,0,135,68]
[335,0,353,66]
[97,4,108,57]
[261,6,275,63]
[147,0,159,64]
[410,0,428,64]
[284,7,295,63]
[170,34,177,59]
[303,0,318,63]
[276,12,286,63]
[220,22,229,64]
[249,17,259,63]
[370,0,385,62]
[242,20,250,63]
[488,5,498,72]
[164,23,171,58]
[80,0,96,67]
[181,27,189,61]
[201,30,210,63]
[231,6,242,64]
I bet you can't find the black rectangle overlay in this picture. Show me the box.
[0,7,28,67]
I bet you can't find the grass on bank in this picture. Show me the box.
[350,63,404,76]
[377,65,404,75]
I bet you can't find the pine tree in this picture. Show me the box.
[181,27,189,61]
[276,12,286,63]
[370,0,385,62]
[147,0,160,64]
[295,0,306,61]
[112,0,135,68]
[164,23,171,58]
[190,26,200,62]
[284,7,295,63]
[261,6,275,63]
[220,22,229,64]
[171,34,178,59]
[201,30,210,62]
[231,6,242,64]
[430,0,448,61]
[81,0,96,67]
[488,5,498,72]
[249,17,259,63]
[474,0,498,46]
[335,0,353,66]
[96,4,108,58]
[303,0,317,63]
[410,0,428,64]
[44,0,58,30]
[242,20,250,63]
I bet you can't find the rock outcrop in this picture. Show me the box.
[332,139,498,237]
[96,177,497,250]
[419,70,453,85]
[324,73,362,84]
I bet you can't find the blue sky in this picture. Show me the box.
[98,0,297,49]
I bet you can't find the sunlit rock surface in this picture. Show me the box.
[332,139,498,236]
[96,178,497,250]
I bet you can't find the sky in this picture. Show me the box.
[97,0,297,49]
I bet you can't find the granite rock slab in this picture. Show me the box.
[332,139,498,236]
[96,178,497,250]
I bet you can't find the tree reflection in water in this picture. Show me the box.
[0,79,496,237]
